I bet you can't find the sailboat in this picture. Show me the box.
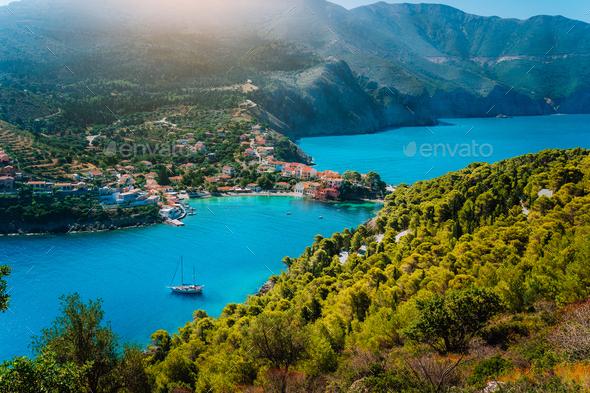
[167,256,204,294]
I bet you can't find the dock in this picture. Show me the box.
[169,219,185,227]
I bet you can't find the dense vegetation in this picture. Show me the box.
[2,148,589,392]
[0,187,160,229]
[138,148,590,392]
[0,87,57,126]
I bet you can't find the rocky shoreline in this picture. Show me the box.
[256,281,275,296]
[0,216,166,236]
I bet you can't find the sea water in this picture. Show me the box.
[0,196,378,359]
[297,115,590,184]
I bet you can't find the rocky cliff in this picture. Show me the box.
[249,60,585,139]
[250,61,436,139]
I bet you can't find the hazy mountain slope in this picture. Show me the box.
[1,0,589,137]
[249,60,434,138]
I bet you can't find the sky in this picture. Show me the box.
[0,0,588,22]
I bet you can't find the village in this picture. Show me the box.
[0,123,385,224]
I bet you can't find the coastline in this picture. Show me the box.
[1,193,382,237]
[190,191,384,204]
[0,218,165,237]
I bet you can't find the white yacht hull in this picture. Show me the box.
[167,286,203,294]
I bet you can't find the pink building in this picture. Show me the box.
[0,176,14,189]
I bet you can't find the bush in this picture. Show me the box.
[362,366,426,393]
[468,353,512,387]
[404,287,504,354]
[479,319,530,350]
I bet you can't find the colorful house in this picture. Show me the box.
[55,183,74,191]
[194,142,206,153]
[300,167,317,180]
[321,170,340,179]
[315,188,341,199]
[0,176,14,189]
[0,165,14,177]
[87,170,104,178]
[258,146,274,156]
[306,182,321,196]
[246,183,262,192]
[27,181,53,191]
[294,182,311,195]
[180,163,197,171]
[274,182,291,191]
[268,161,285,171]
[328,178,344,188]
[222,166,236,177]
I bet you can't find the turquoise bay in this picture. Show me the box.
[0,196,379,360]
[297,115,590,184]
[2,114,590,361]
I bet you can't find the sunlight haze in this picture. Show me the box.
[0,0,588,21]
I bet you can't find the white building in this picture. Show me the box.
[222,166,236,177]
[246,183,262,192]
[159,206,182,219]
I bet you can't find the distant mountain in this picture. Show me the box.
[1,0,589,137]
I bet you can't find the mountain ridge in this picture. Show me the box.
[1,0,589,137]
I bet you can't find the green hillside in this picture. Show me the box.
[130,148,590,392]
[5,149,588,391]
[0,88,57,126]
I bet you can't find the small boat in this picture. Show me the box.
[319,216,323,219]
[167,256,204,294]
[287,212,291,215]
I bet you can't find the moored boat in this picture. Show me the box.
[167,256,204,294]
[168,284,203,294]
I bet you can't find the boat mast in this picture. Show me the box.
[181,256,184,286]
[193,266,195,286]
